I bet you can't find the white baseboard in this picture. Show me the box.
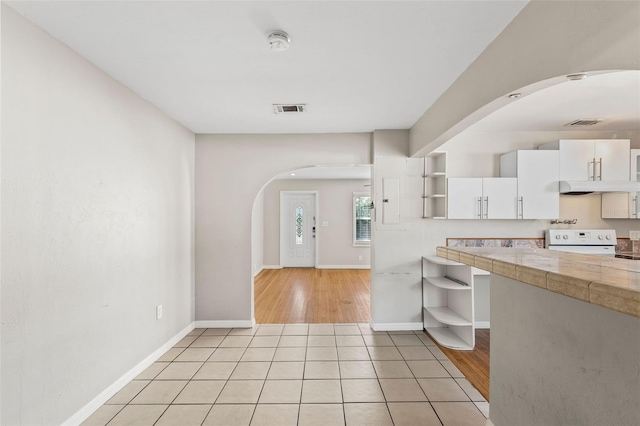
[63,322,195,426]
[475,321,490,329]
[195,319,255,328]
[253,266,264,277]
[486,418,495,426]
[316,265,371,269]
[262,265,283,270]
[369,319,423,332]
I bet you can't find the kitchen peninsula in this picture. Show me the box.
[436,246,640,426]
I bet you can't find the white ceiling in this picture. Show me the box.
[6,0,528,134]
[472,70,640,132]
[276,165,371,180]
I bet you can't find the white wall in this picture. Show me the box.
[1,6,195,425]
[371,128,640,329]
[252,189,265,276]
[262,179,371,268]
[370,130,424,329]
[195,133,371,323]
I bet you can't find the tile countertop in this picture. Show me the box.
[436,246,640,319]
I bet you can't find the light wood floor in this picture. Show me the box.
[254,268,370,324]
[435,329,490,401]
[254,267,489,401]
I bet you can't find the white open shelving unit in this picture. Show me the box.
[422,151,447,219]
[422,255,489,350]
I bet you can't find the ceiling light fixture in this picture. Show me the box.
[267,31,290,51]
[290,173,296,176]
[566,73,588,81]
[508,93,523,99]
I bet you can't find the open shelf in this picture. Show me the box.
[423,152,447,219]
[422,256,482,350]
[425,306,472,326]
[425,327,473,350]
[422,256,464,266]
[423,276,470,290]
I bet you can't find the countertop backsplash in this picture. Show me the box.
[447,238,544,249]
[447,237,636,253]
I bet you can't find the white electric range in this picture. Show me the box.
[545,229,617,256]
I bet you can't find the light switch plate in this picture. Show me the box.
[322,221,329,227]
[630,231,640,241]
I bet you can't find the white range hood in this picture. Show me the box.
[559,180,640,194]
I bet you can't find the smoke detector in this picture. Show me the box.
[273,104,307,114]
[267,31,290,51]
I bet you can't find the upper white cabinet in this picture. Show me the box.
[500,150,559,219]
[539,139,630,181]
[447,178,517,219]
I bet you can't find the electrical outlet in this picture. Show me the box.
[630,231,640,241]
[156,305,163,320]
[358,255,363,261]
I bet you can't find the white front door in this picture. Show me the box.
[281,192,316,267]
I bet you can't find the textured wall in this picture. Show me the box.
[1,6,195,424]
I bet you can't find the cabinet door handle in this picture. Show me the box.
[478,197,483,219]
[518,196,524,219]
[484,197,489,219]
[589,159,595,180]
[596,158,602,180]
[633,196,638,218]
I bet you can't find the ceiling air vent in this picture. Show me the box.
[273,104,307,114]
[564,119,602,127]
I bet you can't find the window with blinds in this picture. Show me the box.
[354,195,371,245]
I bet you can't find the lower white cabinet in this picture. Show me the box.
[422,256,489,350]
[447,178,517,219]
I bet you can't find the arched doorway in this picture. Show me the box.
[251,165,372,324]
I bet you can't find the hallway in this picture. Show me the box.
[254,269,370,324]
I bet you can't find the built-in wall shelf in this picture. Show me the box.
[424,326,472,351]
[422,152,447,219]
[425,306,473,326]
[422,256,488,351]
[423,255,463,266]
[423,276,470,290]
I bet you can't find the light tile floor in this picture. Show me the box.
[82,324,488,426]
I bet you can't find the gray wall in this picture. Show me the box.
[262,179,371,268]
[1,6,195,424]
[491,275,640,425]
[195,133,371,323]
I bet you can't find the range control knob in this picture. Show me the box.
[555,235,561,239]
[606,235,612,240]
[562,235,569,240]
[598,235,604,240]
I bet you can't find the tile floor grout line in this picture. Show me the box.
[95,323,487,426]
